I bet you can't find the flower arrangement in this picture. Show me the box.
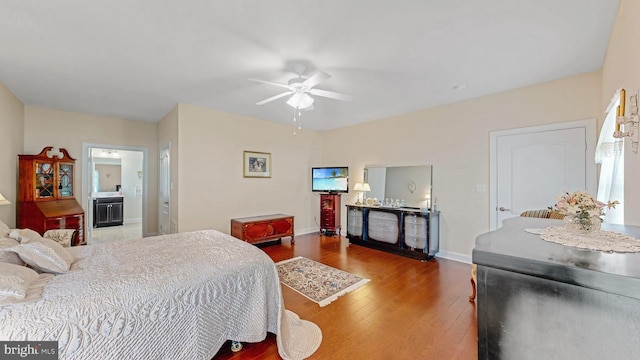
[554,191,618,232]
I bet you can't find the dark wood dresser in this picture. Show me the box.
[473,217,640,360]
[345,205,439,260]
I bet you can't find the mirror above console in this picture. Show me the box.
[363,164,433,209]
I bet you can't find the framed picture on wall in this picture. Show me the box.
[243,151,271,178]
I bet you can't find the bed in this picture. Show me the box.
[0,228,321,359]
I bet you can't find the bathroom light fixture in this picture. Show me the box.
[0,193,11,205]
[613,88,640,154]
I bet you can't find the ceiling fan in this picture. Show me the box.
[249,64,351,110]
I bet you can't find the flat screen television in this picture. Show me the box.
[312,166,349,193]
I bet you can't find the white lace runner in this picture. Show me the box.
[540,226,640,253]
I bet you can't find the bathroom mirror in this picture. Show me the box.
[364,164,433,209]
[94,157,122,193]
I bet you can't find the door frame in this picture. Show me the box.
[158,142,171,235]
[81,143,149,241]
[489,119,598,230]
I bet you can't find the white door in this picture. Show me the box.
[490,120,597,229]
[158,145,171,235]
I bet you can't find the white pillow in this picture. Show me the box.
[0,263,52,305]
[0,220,9,237]
[0,237,24,266]
[9,228,43,243]
[21,235,76,264]
[6,242,72,274]
[0,263,39,303]
[10,229,75,264]
[0,275,27,300]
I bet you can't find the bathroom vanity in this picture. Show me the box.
[93,193,124,228]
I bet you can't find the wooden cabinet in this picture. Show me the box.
[231,214,294,245]
[345,205,439,260]
[17,147,85,246]
[93,197,124,228]
[474,218,640,359]
[320,194,341,235]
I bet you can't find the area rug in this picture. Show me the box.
[276,256,370,307]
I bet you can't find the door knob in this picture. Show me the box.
[498,207,511,211]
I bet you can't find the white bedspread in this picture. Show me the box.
[0,230,321,359]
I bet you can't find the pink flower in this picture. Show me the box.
[553,191,618,217]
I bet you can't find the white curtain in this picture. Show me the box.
[595,97,624,224]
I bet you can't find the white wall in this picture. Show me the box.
[0,82,24,227]
[175,103,324,235]
[23,106,158,234]
[601,0,640,226]
[323,71,602,260]
[119,150,143,223]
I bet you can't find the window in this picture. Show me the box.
[595,93,624,224]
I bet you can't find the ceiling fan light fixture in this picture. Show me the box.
[287,92,314,109]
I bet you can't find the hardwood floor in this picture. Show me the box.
[214,233,478,360]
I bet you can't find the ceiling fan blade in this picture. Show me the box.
[256,91,294,105]
[302,71,331,88]
[309,88,352,101]
[249,78,291,90]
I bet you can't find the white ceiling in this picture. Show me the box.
[0,0,619,131]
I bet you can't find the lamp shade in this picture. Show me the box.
[286,92,314,109]
[362,183,371,191]
[0,193,10,206]
[353,183,364,191]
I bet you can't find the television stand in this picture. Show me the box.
[320,194,341,236]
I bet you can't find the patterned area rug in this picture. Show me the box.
[276,256,370,307]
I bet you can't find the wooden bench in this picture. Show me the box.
[230,214,294,246]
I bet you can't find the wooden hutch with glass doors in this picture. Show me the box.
[17,147,85,246]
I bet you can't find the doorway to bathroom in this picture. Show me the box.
[82,144,147,244]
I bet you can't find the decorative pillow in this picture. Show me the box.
[6,242,72,274]
[0,263,51,305]
[0,220,9,237]
[10,229,75,264]
[0,237,24,266]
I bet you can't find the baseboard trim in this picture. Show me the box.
[297,228,324,236]
[435,250,472,264]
